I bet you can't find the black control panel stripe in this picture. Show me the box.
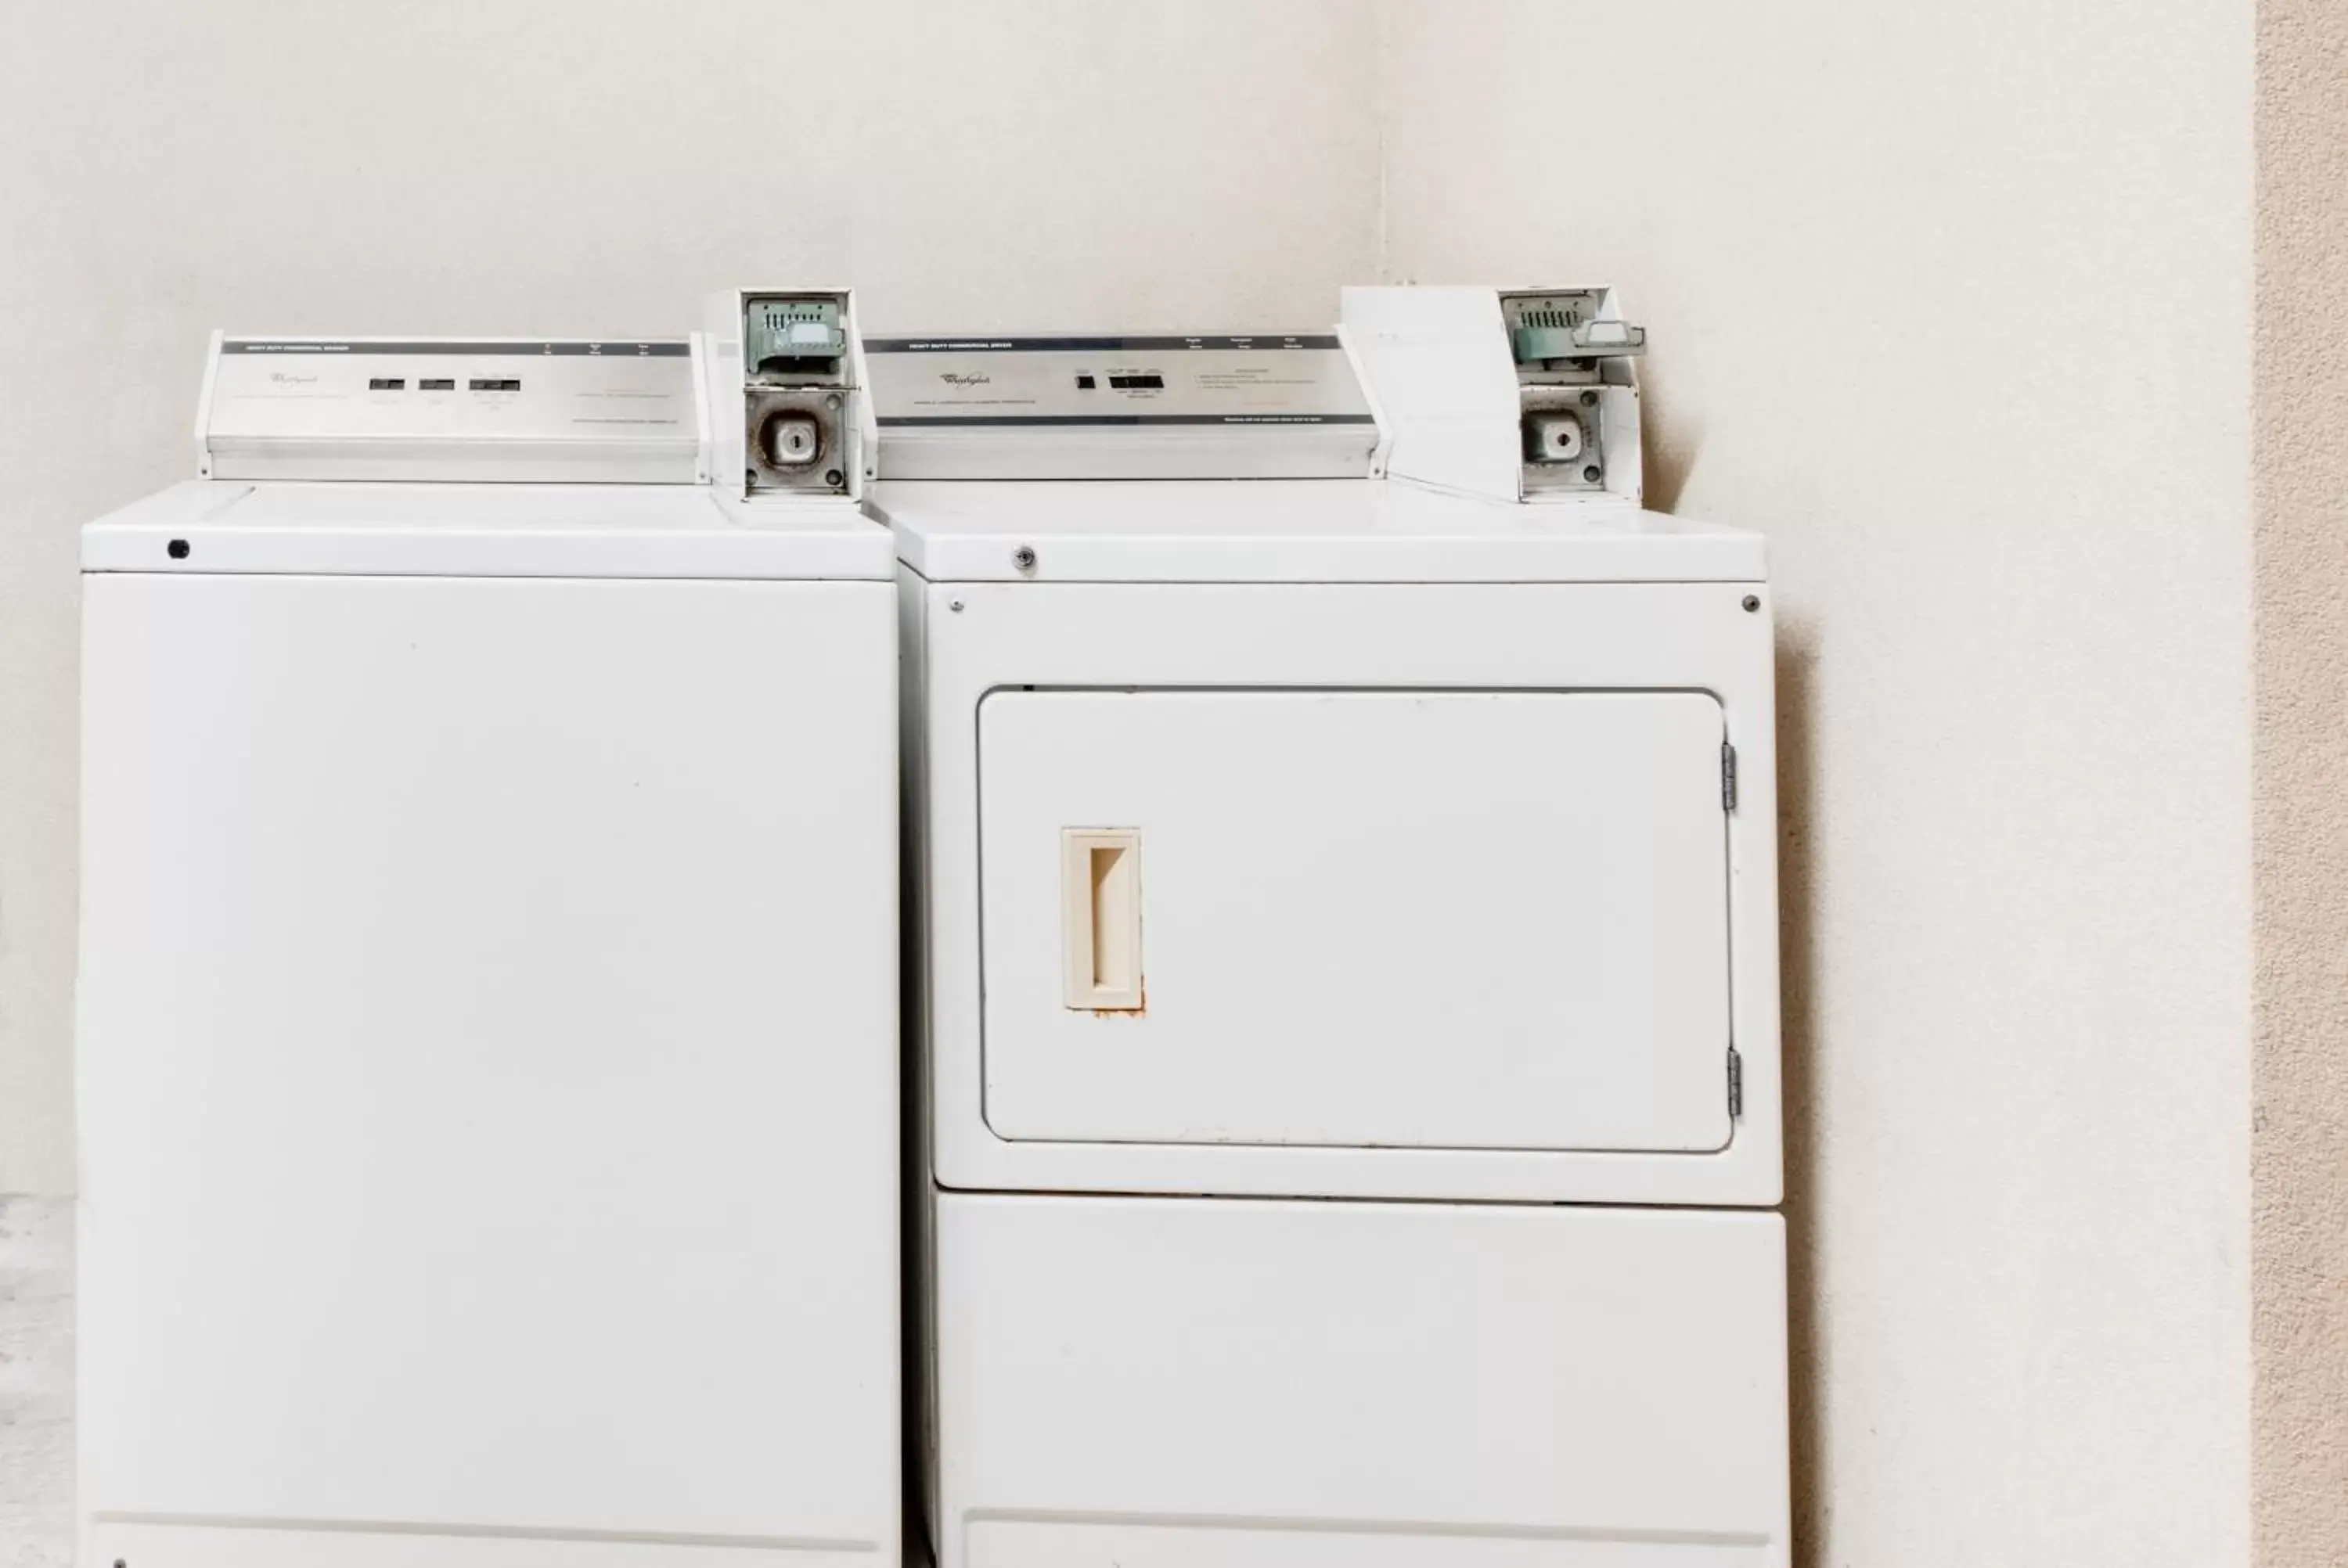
[878,414,1377,427]
[865,335,1342,353]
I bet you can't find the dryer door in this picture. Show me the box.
[978,688,1734,1153]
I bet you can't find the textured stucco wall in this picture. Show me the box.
[2253,2,2348,1563]
[0,1202,70,1568]
[1376,4,2253,1563]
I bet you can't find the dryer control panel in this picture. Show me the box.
[869,333,1381,480]
[196,336,709,484]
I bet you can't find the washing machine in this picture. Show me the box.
[77,316,900,1568]
[878,293,1788,1568]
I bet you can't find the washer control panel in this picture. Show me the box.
[198,336,705,484]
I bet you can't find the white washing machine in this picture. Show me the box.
[77,323,901,1568]
[879,293,1788,1568]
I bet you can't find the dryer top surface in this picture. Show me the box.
[874,478,1764,584]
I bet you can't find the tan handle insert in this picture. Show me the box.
[1062,828,1143,1011]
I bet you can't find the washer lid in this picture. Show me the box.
[82,480,895,580]
[873,478,1764,583]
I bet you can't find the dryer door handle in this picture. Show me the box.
[1061,827,1143,1012]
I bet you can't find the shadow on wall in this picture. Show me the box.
[1636,371,1699,517]
[1774,625,1824,1567]
[1646,394,1821,1559]
[1644,383,1817,1561]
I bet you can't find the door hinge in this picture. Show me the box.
[1727,1045,1744,1118]
[1721,741,1739,812]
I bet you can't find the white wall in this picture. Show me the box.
[1377,2,2250,1563]
[0,0,1382,1196]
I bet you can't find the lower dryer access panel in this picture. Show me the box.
[936,1192,1789,1568]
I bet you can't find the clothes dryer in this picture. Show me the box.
[882,301,1788,1568]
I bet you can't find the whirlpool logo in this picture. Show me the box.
[938,372,992,387]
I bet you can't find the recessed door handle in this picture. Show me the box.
[1062,828,1143,1011]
